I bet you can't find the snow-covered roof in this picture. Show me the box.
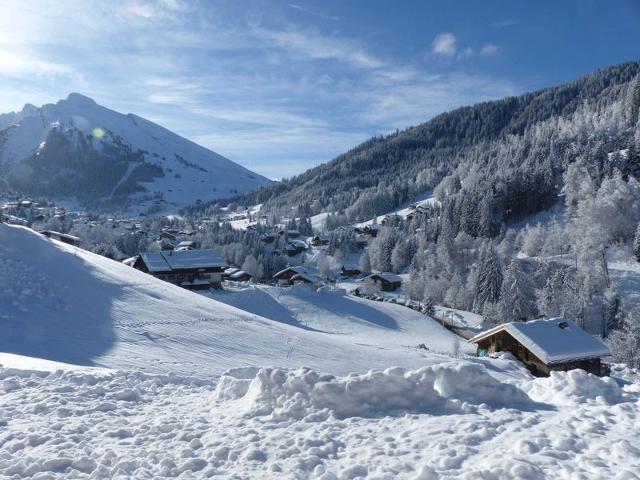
[291,272,324,284]
[229,270,251,280]
[469,318,611,365]
[366,273,402,283]
[122,256,138,267]
[273,266,308,278]
[140,249,226,273]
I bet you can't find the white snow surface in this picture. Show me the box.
[1,360,639,479]
[2,224,640,479]
[0,94,271,211]
[0,223,463,376]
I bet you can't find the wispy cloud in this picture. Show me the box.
[432,32,457,56]
[253,26,384,69]
[287,3,339,21]
[480,44,500,56]
[0,50,75,79]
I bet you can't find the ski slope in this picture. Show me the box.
[0,223,463,377]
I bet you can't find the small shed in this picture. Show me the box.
[364,273,402,292]
[290,272,324,287]
[468,318,611,376]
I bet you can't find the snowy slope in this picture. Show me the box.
[0,94,271,212]
[0,224,463,376]
[0,356,638,479]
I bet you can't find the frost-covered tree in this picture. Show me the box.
[634,223,640,262]
[499,260,536,323]
[242,254,263,281]
[358,251,371,274]
[473,245,502,313]
[608,313,640,368]
[317,251,331,279]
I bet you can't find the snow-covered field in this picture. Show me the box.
[0,224,461,376]
[2,223,640,479]
[1,357,638,479]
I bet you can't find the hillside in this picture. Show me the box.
[0,223,462,376]
[0,93,272,213]
[215,62,640,225]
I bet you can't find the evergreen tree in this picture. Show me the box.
[499,260,536,322]
[473,245,503,313]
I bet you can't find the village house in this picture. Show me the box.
[341,265,362,278]
[273,266,313,286]
[130,249,227,290]
[364,273,402,292]
[286,240,308,256]
[39,230,82,247]
[224,267,252,282]
[309,235,330,247]
[176,240,199,250]
[290,271,324,288]
[468,318,611,376]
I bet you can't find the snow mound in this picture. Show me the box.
[523,369,624,406]
[214,362,532,420]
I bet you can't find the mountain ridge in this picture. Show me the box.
[0,93,272,213]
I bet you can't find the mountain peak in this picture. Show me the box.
[21,103,39,115]
[63,92,97,107]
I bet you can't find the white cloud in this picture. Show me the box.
[432,33,457,56]
[253,27,384,69]
[0,50,74,79]
[480,44,500,56]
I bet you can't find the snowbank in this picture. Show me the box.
[522,369,624,406]
[214,362,533,420]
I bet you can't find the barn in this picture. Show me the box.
[469,318,611,376]
[132,249,227,290]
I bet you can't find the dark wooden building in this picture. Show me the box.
[364,273,402,292]
[131,249,227,290]
[469,318,611,376]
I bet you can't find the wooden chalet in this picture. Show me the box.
[224,267,252,282]
[309,235,330,247]
[286,240,308,256]
[176,240,199,250]
[159,231,177,242]
[273,266,313,286]
[341,266,362,278]
[364,273,402,292]
[131,249,227,290]
[39,230,82,247]
[469,318,611,376]
[290,271,324,287]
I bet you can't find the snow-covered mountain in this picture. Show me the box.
[0,93,272,212]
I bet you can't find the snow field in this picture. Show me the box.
[0,362,639,479]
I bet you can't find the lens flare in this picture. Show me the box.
[92,127,105,139]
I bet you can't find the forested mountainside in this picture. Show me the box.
[0,94,271,213]
[204,62,640,230]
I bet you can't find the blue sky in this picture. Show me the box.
[0,0,639,179]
